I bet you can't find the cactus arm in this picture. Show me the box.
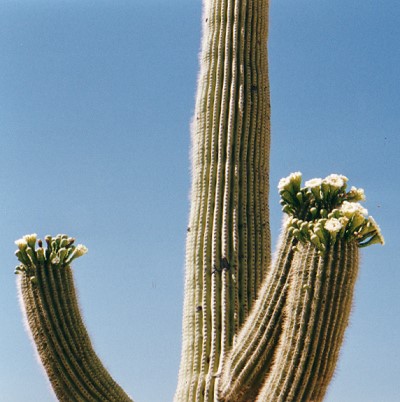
[307,242,359,401]
[15,235,132,402]
[219,172,384,402]
[175,0,271,400]
[256,240,359,402]
[19,274,75,401]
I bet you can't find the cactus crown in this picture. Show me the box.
[14,233,88,280]
[279,172,384,254]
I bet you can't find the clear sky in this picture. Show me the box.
[0,1,399,401]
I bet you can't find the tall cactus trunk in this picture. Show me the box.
[175,0,271,400]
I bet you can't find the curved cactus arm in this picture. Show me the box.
[175,0,271,400]
[15,234,132,402]
[256,240,358,402]
[218,172,384,402]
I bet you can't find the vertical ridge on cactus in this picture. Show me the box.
[175,0,271,400]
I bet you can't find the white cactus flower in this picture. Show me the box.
[278,171,302,192]
[15,238,28,250]
[23,233,37,248]
[323,174,348,189]
[75,244,88,257]
[278,177,290,192]
[348,186,366,201]
[367,216,385,245]
[324,218,343,233]
[340,201,368,217]
[305,178,322,188]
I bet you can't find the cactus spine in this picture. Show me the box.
[175,0,271,400]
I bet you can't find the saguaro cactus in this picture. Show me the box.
[13,1,384,402]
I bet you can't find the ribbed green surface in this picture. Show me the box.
[19,264,132,402]
[175,0,271,400]
[219,229,296,401]
[256,240,359,402]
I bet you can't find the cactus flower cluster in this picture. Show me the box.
[15,233,87,280]
[279,172,384,254]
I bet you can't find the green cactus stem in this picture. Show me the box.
[175,0,271,400]
[219,172,384,402]
[256,240,358,402]
[15,234,132,402]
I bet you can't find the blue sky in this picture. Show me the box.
[0,1,399,401]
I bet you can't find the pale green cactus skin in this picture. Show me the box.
[256,240,359,402]
[174,0,271,400]
[218,228,297,402]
